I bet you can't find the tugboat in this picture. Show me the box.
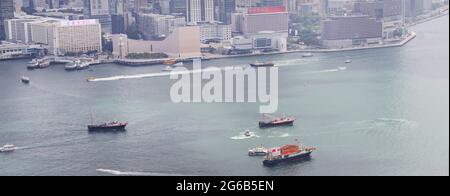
[259,114,295,128]
[248,146,268,156]
[263,141,316,167]
[0,144,16,153]
[88,121,128,132]
[250,62,275,67]
[21,76,30,84]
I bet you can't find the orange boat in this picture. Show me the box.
[163,59,176,65]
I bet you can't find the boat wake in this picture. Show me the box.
[230,132,259,140]
[96,168,186,176]
[301,68,340,74]
[268,133,291,138]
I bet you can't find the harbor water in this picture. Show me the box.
[0,16,448,176]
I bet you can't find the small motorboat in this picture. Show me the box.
[345,58,352,63]
[162,65,173,72]
[302,53,313,57]
[86,77,96,82]
[338,66,347,71]
[21,76,30,84]
[173,62,184,67]
[244,130,252,137]
[0,144,16,153]
[248,146,268,156]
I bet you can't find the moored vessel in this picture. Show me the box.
[163,59,176,65]
[65,61,79,71]
[77,62,90,70]
[263,142,316,167]
[250,62,275,67]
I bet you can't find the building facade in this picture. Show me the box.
[111,26,201,58]
[321,15,383,48]
[83,0,112,33]
[6,17,102,55]
[1,0,15,41]
[232,6,289,35]
[199,23,232,42]
[216,0,236,24]
[186,0,215,24]
[137,13,186,40]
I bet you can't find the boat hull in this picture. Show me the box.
[248,151,268,156]
[263,151,312,167]
[259,121,294,128]
[250,63,274,67]
[88,125,127,132]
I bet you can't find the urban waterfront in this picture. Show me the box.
[0,15,448,176]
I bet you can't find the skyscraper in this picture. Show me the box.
[186,0,215,24]
[170,0,187,15]
[0,0,15,41]
[83,0,112,33]
[47,0,60,8]
[216,0,235,24]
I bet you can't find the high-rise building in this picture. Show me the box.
[110,0,125,15]
[134,0,149,11]
[232,6,288,35]
[155,0,171,14]
[258,0,283,7]
[137,13,186,39]
[354,0,403,21]
[83,0,112,33]
[216,0,236,24]
[0,0,15,41]
[186,0,215,24]
[31,0,49,9]
[47,0,60,8]
[170,0,186,14]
